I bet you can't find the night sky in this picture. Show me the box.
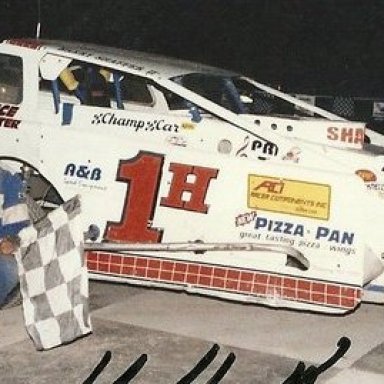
[1,0,384,96]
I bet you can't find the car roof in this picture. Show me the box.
[3,38,236,79]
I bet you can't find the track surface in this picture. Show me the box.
[1,281,383,383]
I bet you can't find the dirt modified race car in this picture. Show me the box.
[1,38,384,314]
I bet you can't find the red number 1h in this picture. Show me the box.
[105,152,218,243]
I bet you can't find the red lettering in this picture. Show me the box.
[354,128,364,145]
[340,128,354,143]
[254,180,284,194]
[105,153,218,243]
[327,127,364,145]
[160,163,218,213]
[105,152,164,243]
[327,127,338,141]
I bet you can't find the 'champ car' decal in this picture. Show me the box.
[91,113,180,132]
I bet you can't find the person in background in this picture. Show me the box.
[0,167,30,309]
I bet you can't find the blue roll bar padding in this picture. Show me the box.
[113,72,124,109]
[62,102,74,125]
[51,79,60,114]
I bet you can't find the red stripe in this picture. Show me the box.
[7,39,43,50]
[86,251,361,310]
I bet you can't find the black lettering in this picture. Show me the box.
[274,221,283,233]
[284,222,293,234]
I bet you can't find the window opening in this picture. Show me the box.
[119,74,153,105]
[0,54,23,104]
[40,59,155,112]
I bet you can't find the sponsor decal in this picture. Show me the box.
[255,217,354,245]
[366,182,384,197]
[0,104,20,129]
[235,210,257,227]
[166,135,187,147]
[181,121,195,130]
[251,139,278,156]
[57,46,159,76]
[355,169,377,183]
[236,135,279,158]
[282,146,301,163]
[327,127,364,145]
[239,216,356,255]
[64,163,102,180]
[64,163,106,191]
[91,113,179,132]
[366,183,384,192]
[354,170,384,197]
[248,175,331,220]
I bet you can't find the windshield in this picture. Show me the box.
[170,73,317,118]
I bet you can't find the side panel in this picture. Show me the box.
[37,124,384,313]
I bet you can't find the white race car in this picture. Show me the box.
[1,38,384,314]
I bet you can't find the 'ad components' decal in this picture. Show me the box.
[247,175,331,220]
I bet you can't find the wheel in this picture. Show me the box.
[23,171,64,222]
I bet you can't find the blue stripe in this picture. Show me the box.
[0,169,29,237]
[1,171,23,209]
[62,103,74,125]
[0,220,29,237]
[365,284,384,293]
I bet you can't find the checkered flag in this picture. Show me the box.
[15,195,92,350]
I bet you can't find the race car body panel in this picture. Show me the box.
[1,38,384,314]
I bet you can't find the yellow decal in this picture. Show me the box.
[248,175,331,220]
[181,121,195,130]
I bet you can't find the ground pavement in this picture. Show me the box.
[0,281,383,383]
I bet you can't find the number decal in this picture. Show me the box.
[105,151,218,243]
[160,163,218,213]
[105,152,164,243]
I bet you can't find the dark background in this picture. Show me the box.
[1,0,384,97]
